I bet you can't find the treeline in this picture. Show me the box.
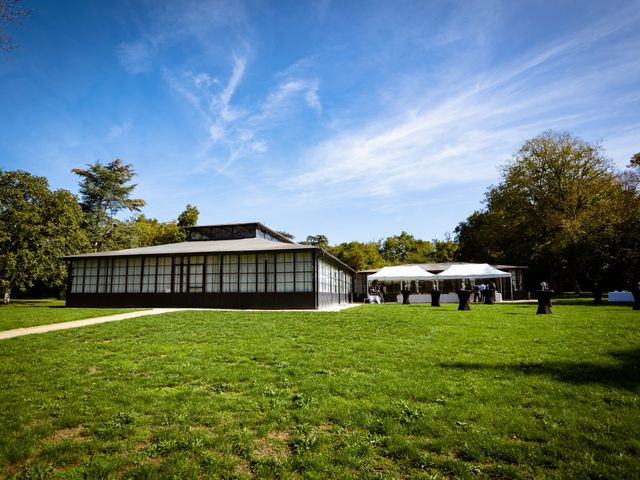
[299,233,457,272]
[1,159,199,303]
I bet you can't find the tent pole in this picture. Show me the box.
[510,273,513,300]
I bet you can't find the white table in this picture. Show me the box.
[608,291,634,302]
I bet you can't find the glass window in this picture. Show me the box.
[112,258,127,293]
[275,253,295,292]
[295,252,313,292]
[142,258,157,293]
[157,257,172,293]
[83,259,99,293]
[239,254,256,293]
[205,255,221,292]
[222,255,238,292]
[127,258,142,293]
[71,260,84,293]
[189,256,204,292]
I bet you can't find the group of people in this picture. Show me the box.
[367,284,386,304]
[471,281,497,303]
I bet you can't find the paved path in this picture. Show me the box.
[0,304,359,340]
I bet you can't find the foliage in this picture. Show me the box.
[1,303,639,478]
[131,214,186,247]
[328,241,386,271]
[72,159,145,252]
[277,230,296,241]
[456,130,637,290]
[0,0,32,53]
[177,204,199,227]
[0,170,89,303]
[300,234,330,249]
[432,237,457,262]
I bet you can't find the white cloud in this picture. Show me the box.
[117,41,153,74]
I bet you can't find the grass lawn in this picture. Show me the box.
[0,301,638,479]
[0,299,145,331]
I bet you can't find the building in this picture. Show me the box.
[355,263,528,301]
[64,223,354,310]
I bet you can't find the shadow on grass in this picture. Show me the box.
[440,348,640,390]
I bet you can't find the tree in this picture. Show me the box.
[177,204,199,227]
[380,232,418,264]
[132,214,186,247]
[0,0,32,54]
[277,231,295,241]
[329,241,386,271]
[380,231,442,264]
[456,130,627,292]
[0,170,89,304]
[72,159,145,251]
[432,237,458,263]
[301,234,330,249]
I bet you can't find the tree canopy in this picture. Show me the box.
[455,131,639,290]
[72,159,145,251]
[177,204,199,227]
[0,170,89,303]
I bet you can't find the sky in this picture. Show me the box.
[1,0,639,244]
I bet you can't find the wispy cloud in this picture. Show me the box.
[282,8,640,203]
[117,41,153,74]
[166,52,323,173]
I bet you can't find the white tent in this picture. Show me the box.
[435,263,511,280]
[368,265,436,281]
[436,263,512,299]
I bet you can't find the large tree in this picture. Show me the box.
[301,234,330,250]
[0,170,89,303]
[177,204,199,227]
[72,159,145,251]
[329,241,386,271]
[456,130,630,291]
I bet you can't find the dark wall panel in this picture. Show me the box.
[66,292,316,310]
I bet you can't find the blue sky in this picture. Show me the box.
[1,0,639,244]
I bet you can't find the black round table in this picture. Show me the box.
[534,290,554,314]
[632,287,640,311]
[431,290,441,307]
[484,288,495,305]
[456,290,472,311]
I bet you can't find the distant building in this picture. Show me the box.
[64,223,354,310]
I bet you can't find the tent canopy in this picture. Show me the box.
[436,263,511,280]
[368,265,436,281]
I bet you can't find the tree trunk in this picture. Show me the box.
[593,282,603,305]
[2,288,10,305]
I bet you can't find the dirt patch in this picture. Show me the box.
[43,426,85,443]
[88,367,99,374]
[253,430,292,460]
[233,460,255,478]
[268,430,291,442]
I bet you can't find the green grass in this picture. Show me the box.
[0,302,639,479]
[0,299,144,331]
